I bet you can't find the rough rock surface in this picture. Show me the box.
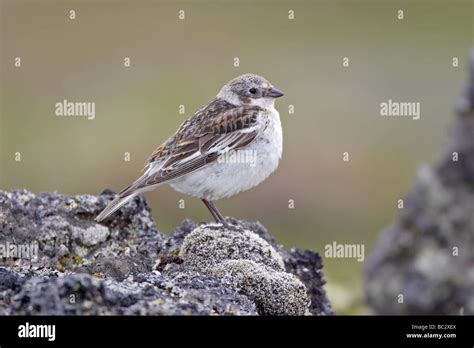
[0,189,332,315]
[179,227,308,315]
[180,226,285,271]
[364,49,474,315]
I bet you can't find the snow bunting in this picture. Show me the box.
[96,74,284,226]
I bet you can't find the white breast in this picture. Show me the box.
[170,107,283,201]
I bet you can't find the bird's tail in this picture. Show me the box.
[96,161,165,222]
[95,193,138,222]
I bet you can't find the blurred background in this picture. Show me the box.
[1,0,472,314]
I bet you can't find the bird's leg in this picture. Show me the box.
[201,199,230,228]
[207,200,226,222]
[201,199,221,222]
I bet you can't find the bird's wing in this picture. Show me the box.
[117,104,262,197]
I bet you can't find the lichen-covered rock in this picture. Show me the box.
[0,188,163,276]
[180,226,285,271]
[208,218,334,315]
[72,225,110,247]
[5,270,258,316]
[0,189,332,316]
[179,226,308,315]
[212,260,309,315]
[284,248,333,315]
[364,49,474,315]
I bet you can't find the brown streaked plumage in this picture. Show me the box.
[95,73,284,225]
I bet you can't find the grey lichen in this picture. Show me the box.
[212,260,309,316]
[72,225,110,247]
[180,226,284,271]
[179,226,309,315]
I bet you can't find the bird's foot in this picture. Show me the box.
[219,218,244,232]
[204,218,242,232]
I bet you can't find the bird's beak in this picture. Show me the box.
[267,87,284,98]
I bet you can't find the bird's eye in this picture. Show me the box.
[249,88,257,94]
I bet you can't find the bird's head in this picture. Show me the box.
[218,73,284,108]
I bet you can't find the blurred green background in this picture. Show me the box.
[1,0,472,313]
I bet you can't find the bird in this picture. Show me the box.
[95,73,284,226]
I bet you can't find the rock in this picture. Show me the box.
[284,248,333,315]
[72,225,110,247]
[179,226,285,271]
[364,49,474,315]
[179,226,308,315]
[212,260,309,316]
[0,268,24,292]
[0,188,332,316]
